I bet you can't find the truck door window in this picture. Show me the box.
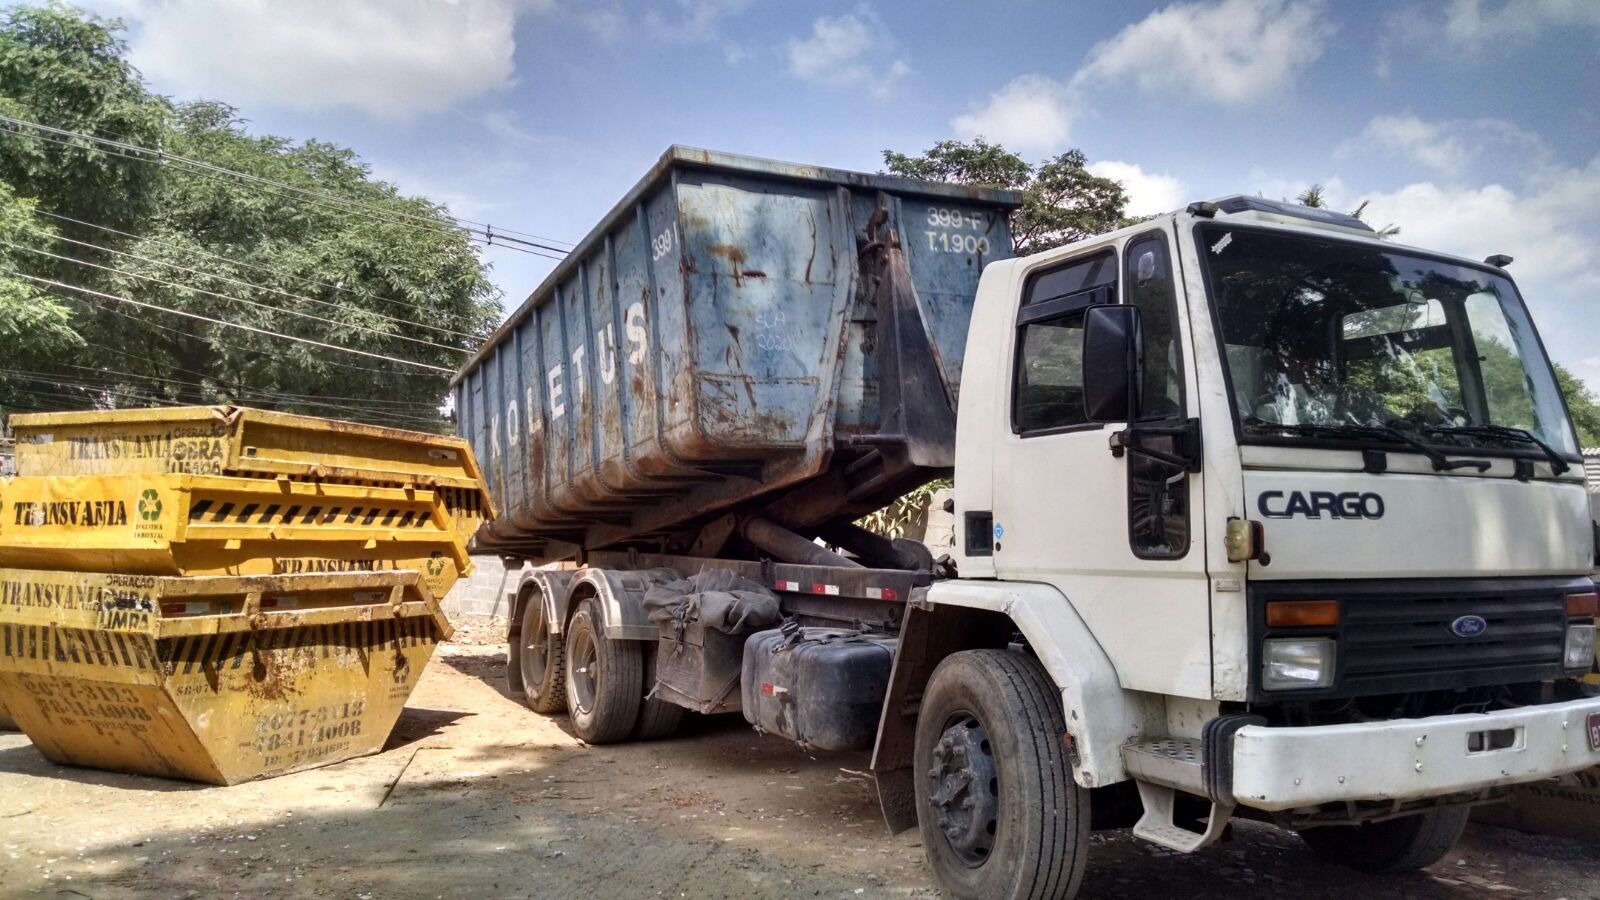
[1125,235,1185,420]
[1012,252,1116,434]
[1124,234,1190,559]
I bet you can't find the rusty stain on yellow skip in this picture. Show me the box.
[0,405,491,779]
[0,568,450,785]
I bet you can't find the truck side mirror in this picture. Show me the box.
[1082,304,1143,423]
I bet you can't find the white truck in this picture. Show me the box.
[454,148,1600,899]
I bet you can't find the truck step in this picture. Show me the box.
[1122,736,1207,795]
[1131,781,1233,853]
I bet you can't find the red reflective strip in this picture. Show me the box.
[811,583,826,594]
[882,587,896,601]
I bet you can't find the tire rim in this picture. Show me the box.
[927,713,1000,867]
[521,604,549,686]
[569,624,598,715]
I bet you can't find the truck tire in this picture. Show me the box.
[1298,807,1470,873]
[914,649,1089,900]
[632,643,685,740]
[564,598,643,744]
[517,591,566,714]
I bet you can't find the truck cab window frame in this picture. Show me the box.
[1122,232,1191,560]
[1011,250,1117,437]
[1195,223,1580,462]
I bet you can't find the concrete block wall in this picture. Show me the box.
[442,555,525,620]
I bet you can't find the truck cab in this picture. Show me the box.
[463,150,1599,900]
[904,194,1599,893]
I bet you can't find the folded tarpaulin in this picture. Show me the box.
[642,568,782,636]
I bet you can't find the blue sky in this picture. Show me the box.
[82,0,1600,386]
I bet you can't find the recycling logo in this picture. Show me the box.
[137,489,163,522]
[425,551,446,578]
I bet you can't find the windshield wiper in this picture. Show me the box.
[1248,422,1493,472]
[1422,424,1571,475]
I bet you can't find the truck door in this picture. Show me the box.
[990,231,1214,699]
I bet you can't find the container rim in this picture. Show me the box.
[452,145,1024,384]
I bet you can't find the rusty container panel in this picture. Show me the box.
[0,474,471,601]
[8,406,495,549]
[455,147,1020,559]
[0,568,449,785]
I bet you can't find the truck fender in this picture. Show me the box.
[568,567,680,641]
[506,568,576,696]
[872,579,1159,830]
[509,569,577,638]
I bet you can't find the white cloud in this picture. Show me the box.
[1440,0,1600,49]
[1073,0,1335,104]
[1350,115,1472,174]
[646,0,752,43]
[1337,115,1552,179]
[1086,161,1189,217]
[786,8,910,99]
[951,75,1078,156]
[109,0,541,120]
[1354,158,1600,383]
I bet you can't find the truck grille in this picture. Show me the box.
[1340,591,1566,694]
[1250,577,1583,700]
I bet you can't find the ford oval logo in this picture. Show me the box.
[1451,615,1488,638]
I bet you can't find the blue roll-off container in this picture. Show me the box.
[453,147,1019,561]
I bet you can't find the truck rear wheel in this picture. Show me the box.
[914,649,1088,900]
[1298,807,1469,873]
[564,598,643,743]
[632,643,685,740]
[517,592,566,714]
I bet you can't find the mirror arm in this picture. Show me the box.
[1109,417,1203,473]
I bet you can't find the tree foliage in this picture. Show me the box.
[1295,184,1399,239]
[1555,363,1600,447]
[883,138,1133,255]
[0,4,501,431]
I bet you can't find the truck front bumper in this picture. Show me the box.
[1230,696,1600,812]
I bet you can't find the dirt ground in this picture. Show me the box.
[2,630,1598,899]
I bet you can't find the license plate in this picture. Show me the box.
[1590,713,1600,751]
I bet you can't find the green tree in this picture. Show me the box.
[80,100,500,425]
[883,138,1133,255]
[0,3,166,237]
[1295,184,1400,239]
[0,4,501,430]
[1555,364,1600,447]
[0,181,78,360]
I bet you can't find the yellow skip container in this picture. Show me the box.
[0,567,450,784]
[0,473,470,601]
[8,406,494,547]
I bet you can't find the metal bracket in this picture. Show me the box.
[1132,782,1233,853]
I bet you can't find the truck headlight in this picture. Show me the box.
[1564,623,1596,672]
[1262,638,1336,690]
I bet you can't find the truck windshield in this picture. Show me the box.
[1200,225,1578,457]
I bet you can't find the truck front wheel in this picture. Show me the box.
[914,649,1089,900]
[563,598,643,743]
[1298,806,1469,873]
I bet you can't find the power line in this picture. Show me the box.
[34,209,486,337]
[91,302,430,379]
[3,240,470,356]
[14,273,456,373]
[37,222,482,342]
[1,360,448,426]
[7,124,565,261]
[14,232,476,350]
[54,361,442,416]
[0,114,572,260]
